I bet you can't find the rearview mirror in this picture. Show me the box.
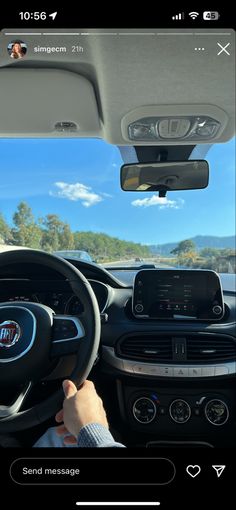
[120,160,209,197]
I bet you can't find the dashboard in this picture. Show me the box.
[0,257,235,446]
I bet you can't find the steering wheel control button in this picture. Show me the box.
[51,316,85,356]
[169,399,191,423]
[204,399,229,426]
[10,458,175,485]
[186,465,201,478]
[53,318,79,340]
[133,397,157,423]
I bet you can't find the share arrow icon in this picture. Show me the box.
[49,12,57,20]
[212,465,226,478]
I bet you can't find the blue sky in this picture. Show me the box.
[0,137,235,245]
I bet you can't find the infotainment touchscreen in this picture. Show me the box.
[133,269,224,320]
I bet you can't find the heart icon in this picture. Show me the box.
[186,465,201,478]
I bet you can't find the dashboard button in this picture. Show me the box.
[133,364,161,376]
[160,366,174,377]
[214,366,229,376]
[148,365,161,376]
[132,364,147,374]
[132,363,143,374]
[173,367,188,377]
[188,367,202,377]
[52,319,78,340]
[212,305,223,316]
[135,304,144,313]
[201,366,215,377]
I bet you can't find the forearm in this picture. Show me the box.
[77,423,126,448]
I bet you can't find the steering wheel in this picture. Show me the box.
[0,249,101,433]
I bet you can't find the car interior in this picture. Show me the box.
[0,27,235,449]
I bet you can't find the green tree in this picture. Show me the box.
[13,201,34,228]
[200,247,220,258]
[74,231,151,262]
[40,215,75,252]
[41,214,63,252]
[0,213,12,244]
[11,202,42,248]
[171,239,196,256]
[59,223,75,250]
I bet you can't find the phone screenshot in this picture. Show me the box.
[0,7,235,509]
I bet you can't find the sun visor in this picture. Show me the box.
[0,69,101,137]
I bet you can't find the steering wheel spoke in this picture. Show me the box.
[51,315,85,357]
[0,382,32,419]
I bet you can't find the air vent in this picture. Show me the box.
[187,335,236,362]
[117,335,172,362]
[116,333,236,364]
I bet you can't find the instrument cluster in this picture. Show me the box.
[0,280,109,315]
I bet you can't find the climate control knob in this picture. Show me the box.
[205,399,229,425]
[133,397,156,424]
[169,399,191,423]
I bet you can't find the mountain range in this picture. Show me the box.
[149,235,236,256]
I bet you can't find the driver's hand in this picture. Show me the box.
[55,379,108,445]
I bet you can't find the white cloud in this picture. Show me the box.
[101,192,113,198]
[50,181,103,207]
[131,195,185,209]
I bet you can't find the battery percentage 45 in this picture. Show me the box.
[203,11,220,20]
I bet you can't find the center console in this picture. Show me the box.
[102,268,236,447]
[116,379,236,447]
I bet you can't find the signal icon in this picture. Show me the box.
[189,11,199,19]
[172,12,184,20]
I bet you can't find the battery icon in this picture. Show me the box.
[203,11,220,20]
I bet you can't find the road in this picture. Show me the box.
[104,258,175,268]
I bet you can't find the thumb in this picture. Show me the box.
[62,379,77,398]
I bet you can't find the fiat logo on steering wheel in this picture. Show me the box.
[0,321,21,348]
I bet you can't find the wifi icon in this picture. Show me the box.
[189,11,199,19]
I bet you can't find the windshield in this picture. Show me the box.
[0,137,235,273]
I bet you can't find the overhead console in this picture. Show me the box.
[133,269,224,321]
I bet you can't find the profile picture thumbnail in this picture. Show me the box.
[7,41,27,59]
